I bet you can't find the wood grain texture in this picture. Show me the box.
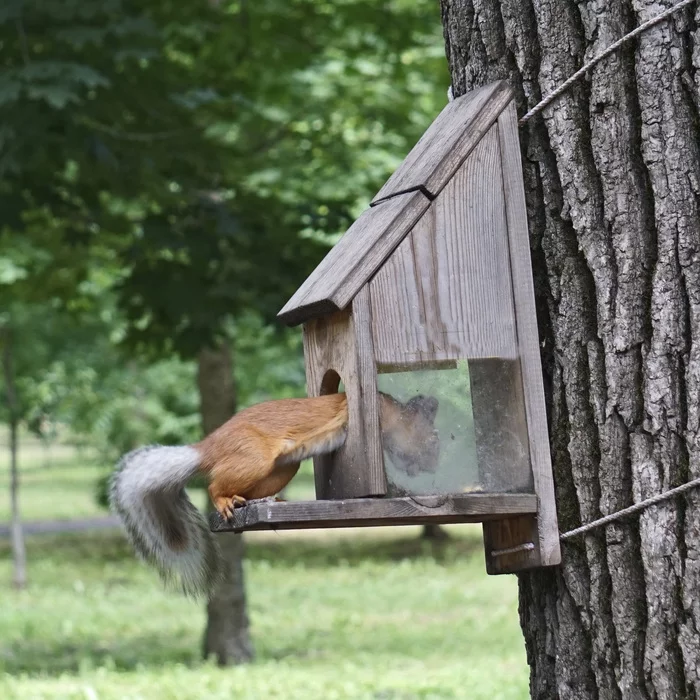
[493,100,560,569]
[303,296,386,499]
[351,287,385,495]
[482,514,541,574]
[209,493,538,533]
[303,309,350,498]
[369,126,518,365]
[371,80,513,205]
[278,191,430,327]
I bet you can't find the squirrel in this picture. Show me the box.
[109,391,440,598]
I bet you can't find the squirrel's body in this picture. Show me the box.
[199,393,349,518]
[110,391,439,598]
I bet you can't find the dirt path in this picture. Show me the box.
[0,515,121,537]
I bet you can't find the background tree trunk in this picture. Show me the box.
[2,326,27,589]
[197,342,254,666]
[440,1,700,698]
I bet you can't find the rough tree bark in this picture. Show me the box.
[197,342,254,666]
[2,326,27,589]
[440,1,700,698]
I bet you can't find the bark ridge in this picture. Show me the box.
[439,1,700,698]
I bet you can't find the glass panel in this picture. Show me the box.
[376,358,533,496]
[468,358,533,493]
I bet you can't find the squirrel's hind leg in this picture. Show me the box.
[208,485,247,521]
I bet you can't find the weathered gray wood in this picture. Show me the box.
[209,493,539,533]
[470,359,538,577]
[278,191,430,327]
[303,297,386,499]
[377,359,458,373]
[494,100,560,571]
[482,514,541,574]
[303,308,354,498]
[352,287,385,495]
[470,354,539,574]
[371,80,512,205]
[369,126,519,365]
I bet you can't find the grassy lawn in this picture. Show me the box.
[0,435,530,699]
[0,429,111,522]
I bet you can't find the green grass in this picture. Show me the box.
[0,435,529,699]
[0,526,528,699]
[0,429,111,522]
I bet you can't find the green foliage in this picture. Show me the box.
[87,359,200,455]
[0,0,448,479]
[0,528,528,699]
[231,312,306,407]
[1,0,448,353]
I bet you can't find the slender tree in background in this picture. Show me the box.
[196,342,254,665]
[440,1,700,698]
[1,324,27,589]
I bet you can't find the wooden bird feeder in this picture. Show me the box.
[211,80,561,574]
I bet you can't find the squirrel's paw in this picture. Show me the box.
[214,494,247,521]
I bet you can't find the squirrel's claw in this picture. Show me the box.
[214,494,247,521]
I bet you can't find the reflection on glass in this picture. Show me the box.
[376,358,533,496]
[377,360,478,496]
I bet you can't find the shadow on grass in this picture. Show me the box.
[1,635,388,678]
[1,523,483,570]
[0,633,205,676]
[245,531,482,568]
[0,529,485,678]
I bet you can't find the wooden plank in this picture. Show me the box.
[369,127,519,365]
[371,80,513,205]
[278,191,430,327]
[209,493,539,533]
[482,515,541,574]
[352,287,385,496]
[303,309,350,498]
[482,99,561,572]
[303,298,386,499]
[377,359,458,373]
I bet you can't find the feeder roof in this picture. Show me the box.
[278,80,513,327]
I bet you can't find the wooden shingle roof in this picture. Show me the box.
[277,80,514,327]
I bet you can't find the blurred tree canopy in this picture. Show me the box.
[0,0,447,451]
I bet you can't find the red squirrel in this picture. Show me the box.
[109,391,439,598]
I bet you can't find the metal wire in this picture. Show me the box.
[519,0,696,125]
[490,476,700,557]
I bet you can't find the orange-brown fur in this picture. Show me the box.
[110,389,441,596]
[195,392,439,520]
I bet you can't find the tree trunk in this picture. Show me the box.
[197,342,254,666]
[2,326,27,589]
[440,2,700,698]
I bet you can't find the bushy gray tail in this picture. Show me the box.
[109,444,221,598]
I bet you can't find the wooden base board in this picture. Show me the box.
[209,493,537,535]
[482,515,543,574]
